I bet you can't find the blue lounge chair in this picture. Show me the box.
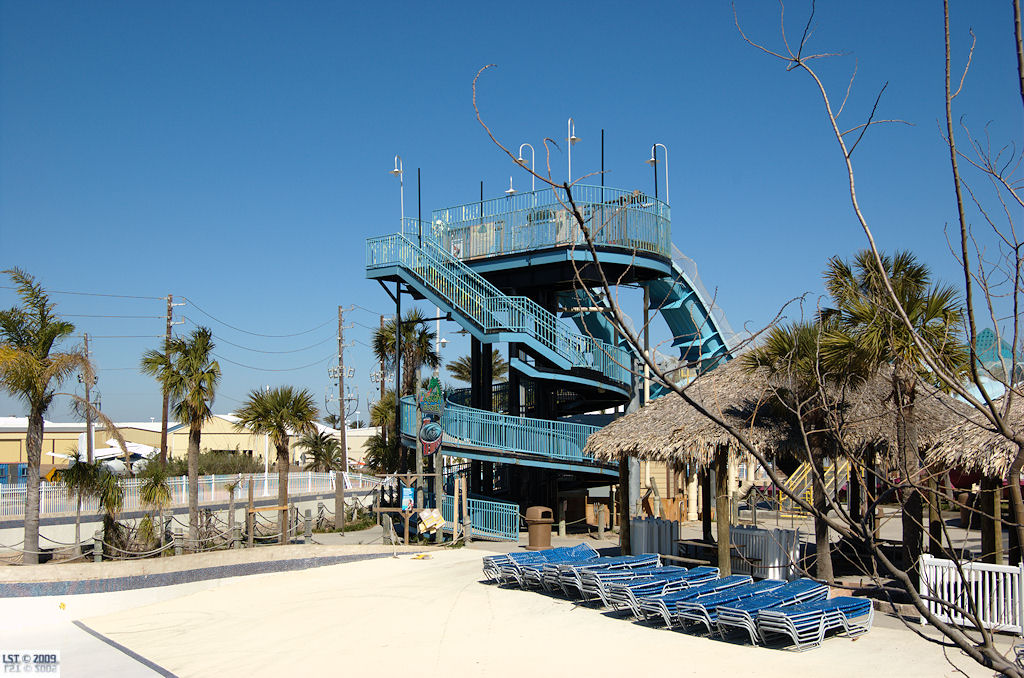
[715,578,828,644]
[483,545,584,581]
[636,574,751,627]
[605,566,721,617]
[674,579,786,633]
[583,565,687,606]
[495,543,598,587]
[756,596,874,650]
[552,554,661,596]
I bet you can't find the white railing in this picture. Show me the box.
[0,471,386,519]
[921,554,1024,635]
[730,525,802,581]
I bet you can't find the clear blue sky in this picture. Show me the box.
[1,1,1020,423]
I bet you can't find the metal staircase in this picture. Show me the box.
[777,458,851,516]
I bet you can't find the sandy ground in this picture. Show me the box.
[48,547,999,678]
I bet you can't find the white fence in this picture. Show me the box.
[0,471,385,519]
[921,554,1024,635]
[730,525,802,581]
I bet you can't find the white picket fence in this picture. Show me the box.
[920,554,1024,635]
[730,525,802,581]
[0,471,385,519]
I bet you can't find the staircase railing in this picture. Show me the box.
[367,230,631,386]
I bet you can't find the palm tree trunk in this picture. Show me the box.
[811,450,834,583]
[277,443,289,544]
[75,493,82,556]
[895,378,923,588]
[188,423,201,550]
[23,409,44,565]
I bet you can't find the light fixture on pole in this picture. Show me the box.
[505,176,516,196]
[390,154,405,228]
[645,143,669,206]
[516,143,535,192]
[566,118,580,183]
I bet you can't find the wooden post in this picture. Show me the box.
[93,530,103,563]
[460,477,472,544]
[980,476,1003,565]
[304,509,312,544]
[686,465,698,521]
[715,447,731,576]
[701,467,713,543]
[597,504,606,540]
[247,475,255,548]
[927,476,943,556]
[619,457,631,555]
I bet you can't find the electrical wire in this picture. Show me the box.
[181,319,335,354]
[65,314,163,319]
[183,298,332,338]
[0,285,163,300]
[212,352,335,372]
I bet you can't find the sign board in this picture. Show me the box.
[401,486,414,512]
[418,377,445,416]
[418,419,443,456]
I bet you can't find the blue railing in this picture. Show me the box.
[366,230,632,386]
[441,493,519,541]
[429,184,671,261]
[400,396,603,465]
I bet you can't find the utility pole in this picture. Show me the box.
[337,306,349,533]
[83,333,94,464]
[160,295,173,464]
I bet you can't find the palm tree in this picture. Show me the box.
[95,465,125,553]
[233,386,318,544]
[371,309,441,396]
[322,413,343,429]
[744,320,843,582]
[370,389,397,443]
[54,451,101,556]
[822,250,968,583]
[446,349,508,383]
[139,462,172,549]
[299,431,343,472]
[140,327,221,547]
[0,268,90,564]
[363,432,401,474]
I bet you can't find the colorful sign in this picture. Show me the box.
[418,377,445,416]
[418,420,443,456]
[401,486,414,512]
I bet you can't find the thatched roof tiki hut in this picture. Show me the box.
[928,397,1024,565]
[585,359,971,576]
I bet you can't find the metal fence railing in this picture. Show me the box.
[440,493,519,541]
[399,396,602,465]
[921,554,1024,635]
[366,229,632,388]
[0,471,385,519]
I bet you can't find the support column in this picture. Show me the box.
[619,457,631,555]
[980,475,1004,565]
[715,446,732,576]
[849,464,862,524]
[686,465,698,521]
[701,467,713,543]
[508,343,521,417]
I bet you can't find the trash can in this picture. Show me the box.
[525,506,554,550]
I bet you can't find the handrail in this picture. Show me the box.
[366,230,631,386]
[399,396,603,465]
[429,184,671,261]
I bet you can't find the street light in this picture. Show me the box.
[517,143,535,192]
[645,143,669,205]
[390,154,404,228]
[505,176,516,196]
[567,118,580,183]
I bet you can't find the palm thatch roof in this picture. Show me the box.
[927,395,1024,478]
[584,358,970,467]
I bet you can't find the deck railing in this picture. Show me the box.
[428,185,671,261]
[366,230,631,387]
[0,471,382,519]
[400,396,602,464]
[440,493,519,541]
[921,554,1024,635]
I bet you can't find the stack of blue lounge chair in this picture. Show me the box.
[515,547,603,589]
[755,596,874,650]
[494,543,598,588]
[715,578,828,645]
[605,566,721,618]
[581,565,687,606]
[552,554,661,597]
[675,579,787,633]
[637,574,752,626]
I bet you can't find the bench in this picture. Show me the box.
[661,553,712,566]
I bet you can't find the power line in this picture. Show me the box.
[0,285,163,300]
[211,352,335,372]
[65,314,163,319]
[86,335,163,339]
[204,328,335,354]
[182,299,333,338]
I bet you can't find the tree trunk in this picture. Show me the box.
[618,457,630,555]
[1005,444,1024,566]
[811,451,834,583]
[74,492,82,556]
[981,475,1004,565]
[187,423,201,550]
[895,376,923,588]
[701,468,713,543]
[23,409,44,565]
[277,441,290,544]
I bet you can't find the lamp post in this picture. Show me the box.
[567,118,580,183]
[390,154,404,229]
[516,143,535,192]
[505,177,516,196]
[645,143,669,206]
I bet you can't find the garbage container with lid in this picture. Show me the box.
[525,506,554,550]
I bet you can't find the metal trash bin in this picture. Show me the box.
[525,506,554,550]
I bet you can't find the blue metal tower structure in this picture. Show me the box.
[365,182,734,509]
